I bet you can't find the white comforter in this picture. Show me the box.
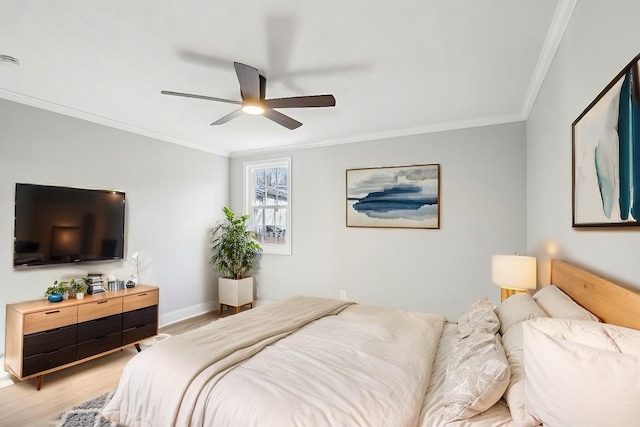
[103,296,445,427]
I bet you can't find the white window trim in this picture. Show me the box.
[243,157,292,255]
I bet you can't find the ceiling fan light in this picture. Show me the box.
[242,104,264,115]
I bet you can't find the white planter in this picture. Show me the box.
[75,292,85,300]
[219,277,253,311]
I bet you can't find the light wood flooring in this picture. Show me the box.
[0,310,220,426]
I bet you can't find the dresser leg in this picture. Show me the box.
[36,375,43,390]
[135,343,142,352]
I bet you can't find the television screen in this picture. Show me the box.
[14,183,125,268]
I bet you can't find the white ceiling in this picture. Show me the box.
[0,1,572,157]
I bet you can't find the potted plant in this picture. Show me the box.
[210,207,262,313]
[44,280,67,303]
[71,278,88,300]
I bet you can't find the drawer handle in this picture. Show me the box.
[137,293,147,297]
[35,347,63,356]
[45,310,60,315]
[97,301,109,305]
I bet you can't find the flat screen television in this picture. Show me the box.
[14,183,125,268]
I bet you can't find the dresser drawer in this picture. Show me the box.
[24,306,78,335]
[76,331,122,360]
[23,325,77,358]
[78,298,123,323]
[122,322,157,346]
[22,344,76,377]
[123,290,158,312]
[77,314,122,343]
[123,306,157,330]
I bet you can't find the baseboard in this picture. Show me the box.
[159,300,218,327]
[159,299,274,327]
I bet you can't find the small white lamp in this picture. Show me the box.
[492,255,537,301]
[127,251,140,288]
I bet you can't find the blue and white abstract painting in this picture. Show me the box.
[573,55,640,226]
[346,164,439,228]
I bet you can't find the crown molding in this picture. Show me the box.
[0,89,230,157]
[520,0,577,118]
[230,113,524,158]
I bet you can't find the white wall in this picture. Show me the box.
[231,122,527,320]
[0,99,228,356]
[527,0,640,289]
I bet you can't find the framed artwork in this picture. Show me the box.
[573,53,640,227]
[346,164,440,229]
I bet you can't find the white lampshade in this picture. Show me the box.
[491,255,537,290]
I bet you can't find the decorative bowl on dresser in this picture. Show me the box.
[4,285,159,390]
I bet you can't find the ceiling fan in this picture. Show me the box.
[161,62,336,130]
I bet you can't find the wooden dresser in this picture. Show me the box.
[4,285,158,389]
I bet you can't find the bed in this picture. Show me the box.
[102,259,640,426]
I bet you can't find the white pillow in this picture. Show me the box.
[523,318,640,427]
[443,332,510,421]
[457,297,500,339]
[533,285,600,321]
[494,293,547,335]
[500,323,541,427]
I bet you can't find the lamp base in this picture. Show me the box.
[500,288,528,302]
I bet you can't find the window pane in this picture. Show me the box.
[255,187,265,205]
[264,208,275,226]
[256,169,266,187]
[277,186,287,205]
[253,207,263,227]
[266,188,277,205]
[262,208,282,244]
[259,208,272,244]
[277,167,287,186]
[275,208,286,226]
[265,169,276,187]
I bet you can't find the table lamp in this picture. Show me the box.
[491,255,537,301]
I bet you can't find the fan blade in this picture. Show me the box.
[260,75,266,100]
[263,109,302,130]
[234,62,261,100]
[211,109,243,126]
[161,91,241,105]
[264,95,336,109]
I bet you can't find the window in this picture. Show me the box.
[244,157,291,255]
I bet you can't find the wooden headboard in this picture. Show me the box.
[550,259,640,330]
